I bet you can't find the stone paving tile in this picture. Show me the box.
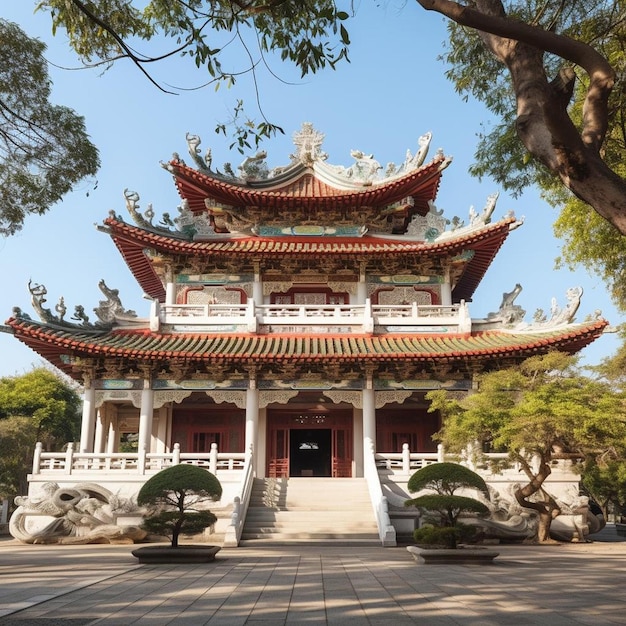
[2,531,626,625]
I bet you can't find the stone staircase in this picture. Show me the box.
[240,477,381,545]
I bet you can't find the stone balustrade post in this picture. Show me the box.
[209,443,218,473]
[437,443,445,463]
[363,298,374,333]
[173,442,181,465]
[65,442,74,474]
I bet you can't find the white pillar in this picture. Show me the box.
[246,385,259,458]
[93,408,105,453]
[362,379,376,457]
[138,379,154,454]
[357,264,367,304]
[440,265,452,305]
[253,264,263,305]
[257,408,267,478]
[165,282,176,305]
[165,265,176,305]
[80,383,96,453]
[106,419,116,454]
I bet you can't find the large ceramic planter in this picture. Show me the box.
[132,545,221,564]
[407,545,499,565]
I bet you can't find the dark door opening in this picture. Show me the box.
[289,429,332,477]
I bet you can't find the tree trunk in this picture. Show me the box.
[172,517,184,548]
[512,455,561,543]
[415,0,626,234]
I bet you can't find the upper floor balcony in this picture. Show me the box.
[149,299,471,334]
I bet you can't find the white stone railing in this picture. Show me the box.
[364,437,397,547]
[32,442,245,476]
[223,445,255,548]
[151,299,471,333]
[375,443,445,473]
[154,302,256,332]
[375,445,552,477]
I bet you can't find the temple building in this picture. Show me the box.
[4,124,607,546]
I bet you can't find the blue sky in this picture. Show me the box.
[1,1,622,377]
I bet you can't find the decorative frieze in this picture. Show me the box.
[154,390,192,408]
[95,390,143,409]
[259,390,299,408]
[205,390,247,408]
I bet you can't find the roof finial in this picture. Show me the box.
[291,122,327,166]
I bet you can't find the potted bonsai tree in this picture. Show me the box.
[404,462,499,564]
[131,463,223,563]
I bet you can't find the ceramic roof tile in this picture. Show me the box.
[6,317,607,381]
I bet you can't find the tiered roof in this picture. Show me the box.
[4,125,609,382]
[103,213,516,303]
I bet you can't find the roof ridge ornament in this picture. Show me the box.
[291,122,328,166]
[180,124,439,187]
[484,285,593,329]
[24,279,137,331]
[123,189,214,239]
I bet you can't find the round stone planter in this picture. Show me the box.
[407,545,499,565]
[132,545,221,564]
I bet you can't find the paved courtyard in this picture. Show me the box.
[0,526,625,625]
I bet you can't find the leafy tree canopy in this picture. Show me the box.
[405,462,490,548]
[137,464,223,547]
[0,367,81,501]
[0,19,99,235]
[407,461,489,497]
[137,463,223,508]
[429,351,626,542]
[440,0,626,308]
[0,416,38,500]
[0,367,81,442]
[36,0,351,151]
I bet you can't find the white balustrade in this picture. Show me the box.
[31,442,246,477]
[364,437,397,546]
[223,444,255,548]
[152,299,470,333]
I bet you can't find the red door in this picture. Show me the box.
[332,427,352,477]
[267,411,352,478]
[268,427,289,477]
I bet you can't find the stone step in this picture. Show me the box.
[240,536,380,547]
[246,504,373,523]
[241,477,380,545]
[240,531,380,541]
[247,500,372,510]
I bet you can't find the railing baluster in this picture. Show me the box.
[65,442,74,474]
[209,443,218,473]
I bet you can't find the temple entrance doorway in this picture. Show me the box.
[267,403,352,478]
[289,428,332,477]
